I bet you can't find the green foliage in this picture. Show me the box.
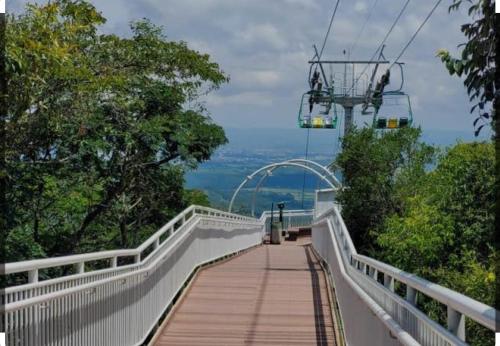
[6,1,228,261]
[333,126,434,251]
[375,196,454,273]
[426,143,495,260]
[374,142,495,346]
[437,0,495,135]
[376,142,495,269]
[184,189,211,207]
[434,257,495,345]
[5,225,46,262]
[338,126,495,344]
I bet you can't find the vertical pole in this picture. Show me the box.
[75,262,85,274]
[270,202,274,238]
[344,106,353,135]
[383,274,394,292]
[406,286,417,306]
[447,306,466,341]
[28,269,38,283]
[343,62,347,95]
[352,63,355,95]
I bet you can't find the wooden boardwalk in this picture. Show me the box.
[153,238,339,345]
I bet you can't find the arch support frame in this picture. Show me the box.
[228,160,340,214]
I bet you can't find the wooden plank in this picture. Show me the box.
[154,238,339,345]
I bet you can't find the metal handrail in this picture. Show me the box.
[259,209,314,218]
[321,218,421,346]
[354,254,497,331]
[4,215,261,313]
[4,205,260,281]
[313,204,498,343]
[2,206,264,346]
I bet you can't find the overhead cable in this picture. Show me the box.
[349,0,380,58]
[390,0,444,68]
[347,0,411,94]
[318,0,342,60]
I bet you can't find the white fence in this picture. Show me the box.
[1,206,263,346]
[259,209,314,234]
[3,195,497,346]
[312,202,498,346]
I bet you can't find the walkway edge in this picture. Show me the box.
[310,244,346,346]
[147,243,263,346]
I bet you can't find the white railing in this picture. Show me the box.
[1,205,263,346]
[259,209,314,234]
[4,198,495,346]
[312,204,498,346]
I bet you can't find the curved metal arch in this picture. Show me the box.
[250,167,276,217]
[286,159,341,188]
[228,161,337,213]
[249,159,341,216]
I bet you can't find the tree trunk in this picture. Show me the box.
[120,219,128,247]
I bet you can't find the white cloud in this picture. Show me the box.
[354,1,368,13]
[206,91,274,107]
[282,0,320,10]
[10,0,484,132]
[236,23,287,51]
[232,70,282,88]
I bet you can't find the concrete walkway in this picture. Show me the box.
[153,238,339,345]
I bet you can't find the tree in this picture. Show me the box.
[437,0,496,136]
[374,142,494,346]
[437,0,499,318]
[5,0,228,261]
[333,127,434,251]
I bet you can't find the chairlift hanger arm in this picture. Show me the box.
[312,44,330,89]
[384,63,405,93]
[362,46,387,112]
[308,51,319,89]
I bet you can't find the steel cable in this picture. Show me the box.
[349,0,380,58]
[346,0,411,95]
[390,0,444,68]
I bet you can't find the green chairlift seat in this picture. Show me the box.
[372,91,413,130]
[298,90,338,129]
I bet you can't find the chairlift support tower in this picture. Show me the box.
[307,59,391,134]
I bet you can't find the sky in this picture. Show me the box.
[10,0,489,137]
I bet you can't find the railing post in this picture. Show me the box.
[369,267,377,280]
[447,306,466,341]
[110,257,118,268]
[154,238,160,250]
[134,253,141,264]
[360,262,366,274]
[383,274,394,292]
[74,262,85,274]
[406,286,417,306]
[28,269,38,283]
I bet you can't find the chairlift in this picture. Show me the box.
[298,88,338,129]
[372,91,413,130]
